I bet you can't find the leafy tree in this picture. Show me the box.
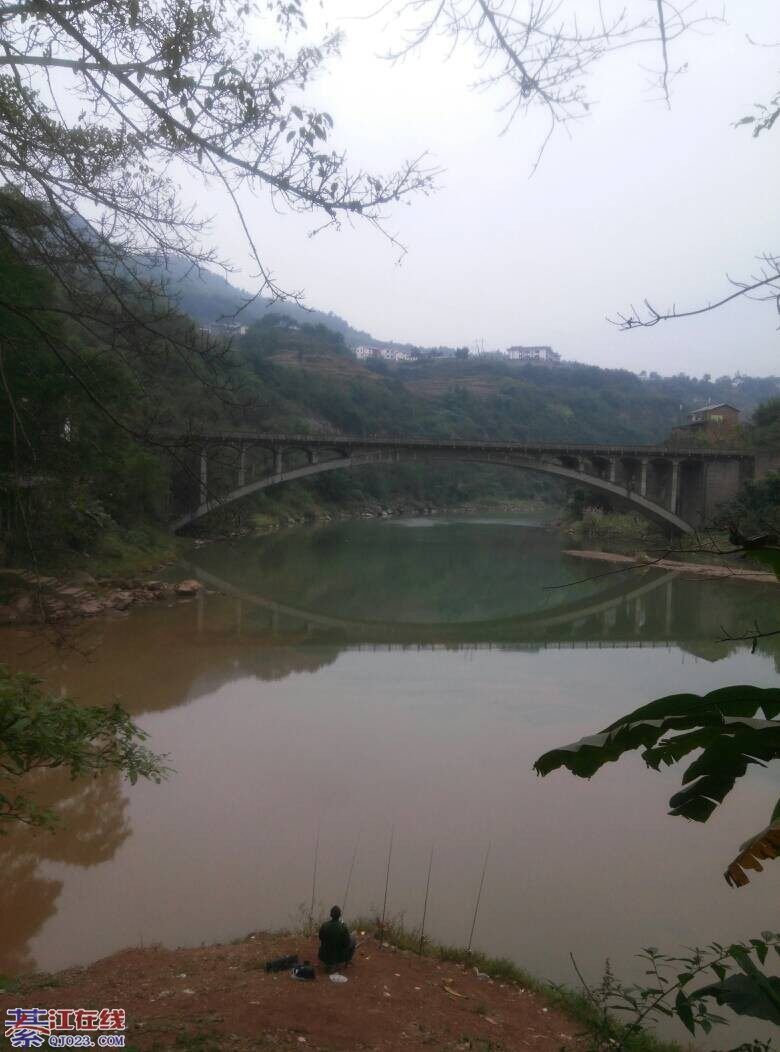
[0,665,168,830]
[717,473,780,536]
[0,0,432,286]
[748,399,780,449]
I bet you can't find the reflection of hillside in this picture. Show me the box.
[0,771,129,974]
[192,523,593,623]
[0,601,342,716]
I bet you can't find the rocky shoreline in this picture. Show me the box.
[0,569,206,626]
[240,498,551,532]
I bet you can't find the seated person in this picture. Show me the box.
[318,906,356,972]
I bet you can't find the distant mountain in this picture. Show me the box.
[150,255,387,348]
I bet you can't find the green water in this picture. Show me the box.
[2,515,779,1043]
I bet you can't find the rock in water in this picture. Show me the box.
[176,579,203,596]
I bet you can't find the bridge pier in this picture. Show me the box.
[678,460,706,527]
[639,458,648,497]
[702,459,745,522]
[619,457,639,493]
[238,447,246,488]
[665,578,673,635]
[669,459,680,515]
[200,449,208,505]
[274,448,283,475]
[587,456,608,482]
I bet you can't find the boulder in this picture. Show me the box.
[176,578,203,596]
[110,591,134,610]
[78,599,105,617]
[68,571,96,586]
[146,581,174,599]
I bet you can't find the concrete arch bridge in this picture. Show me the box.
[169,432,755,535]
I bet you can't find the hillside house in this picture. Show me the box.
[687,403,741,428]
[505,345,561,363]
[670,403,741,443]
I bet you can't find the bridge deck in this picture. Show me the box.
[161,431,752,459]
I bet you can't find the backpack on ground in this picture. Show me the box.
[265,954,299,973]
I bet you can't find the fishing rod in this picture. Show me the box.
[419,845,434,956]
[467,841,491,954]
[378,824,394,943]
[308,820,321,934]
[342,832,360,917]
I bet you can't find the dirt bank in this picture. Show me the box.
[564,549,777,583]
[0,932,587,1052]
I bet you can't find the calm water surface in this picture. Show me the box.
[3,516,779,1041]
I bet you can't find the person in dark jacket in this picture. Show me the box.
[318,906,356,972]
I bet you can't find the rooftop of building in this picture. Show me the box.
[690,403,740,414]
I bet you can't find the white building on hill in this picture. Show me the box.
[505,345,560,363]
[354,346,415,362]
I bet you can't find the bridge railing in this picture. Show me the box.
[153,430,753,460]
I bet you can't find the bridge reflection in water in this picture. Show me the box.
[186,559,746,660]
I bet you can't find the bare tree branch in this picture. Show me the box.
[610,254,780,330]
[385,0,719,166]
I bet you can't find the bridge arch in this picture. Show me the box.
[171,449,696,534]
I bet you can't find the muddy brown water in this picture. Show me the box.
[2,517,779,1043]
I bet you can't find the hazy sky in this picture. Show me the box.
[200,1,779,376]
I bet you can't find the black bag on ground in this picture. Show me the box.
[265,954,299,973]
[291,962,316,981]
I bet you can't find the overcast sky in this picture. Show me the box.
[203,1,779,377]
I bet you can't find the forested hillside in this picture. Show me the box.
[234,316,775,443]
[3,239,778,570]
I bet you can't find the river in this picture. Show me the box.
[2,515,779,1041]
